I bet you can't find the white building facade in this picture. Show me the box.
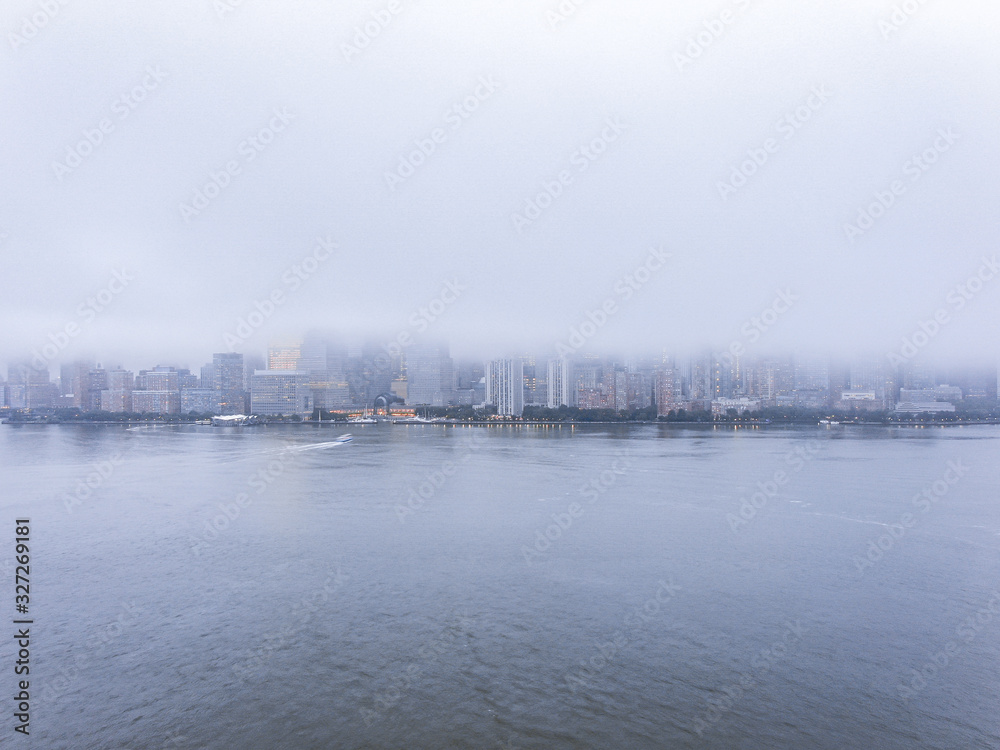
[486,359,524,417]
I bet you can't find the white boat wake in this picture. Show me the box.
[284,435,353,452]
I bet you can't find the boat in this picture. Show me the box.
[392,407,443,424]
[348,408,377,424]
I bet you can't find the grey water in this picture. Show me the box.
[2,423,999,749]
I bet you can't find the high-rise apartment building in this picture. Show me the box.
[101,369,134,412]
[181,389,217,414]
[132,390,180,414]
[84,368,108,411]
[546,358,573,408]
[131,366,181,414]
[486,358,524,416]
[656,364,682,417]
[573,359,603,410]
[136,366,179,392]
[710,355,734,400]
[521,354,547,407]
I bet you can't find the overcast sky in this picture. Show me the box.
[3,0,998,371]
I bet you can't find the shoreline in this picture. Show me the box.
[4,419,999,428]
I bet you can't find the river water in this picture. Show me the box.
[1,423,998,749]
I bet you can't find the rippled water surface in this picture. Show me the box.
[2,423,999,749]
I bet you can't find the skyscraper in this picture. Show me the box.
[132,367,180,414]
[60,360,93,408]
[8,362,55,409]
[85,368,108,412]
[794,355,830,393]
[689,353,712,402]
[574,360,603,410]
[406,342,454,407]
[200,362,217,390]
[849,355,898,408]
[250,370,312,416]
[710,355,734,400]
[214,353,245,415]
[521,354,546,406]
[546,358,573,408]
[101,369,134,412]
[486,358,524,417]
[267,341,301,371]
[299,332,351,412]
[655,362,681,417]
[626,372,651,410]
[756,356,795,402]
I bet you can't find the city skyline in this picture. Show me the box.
[5,334,998,419]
